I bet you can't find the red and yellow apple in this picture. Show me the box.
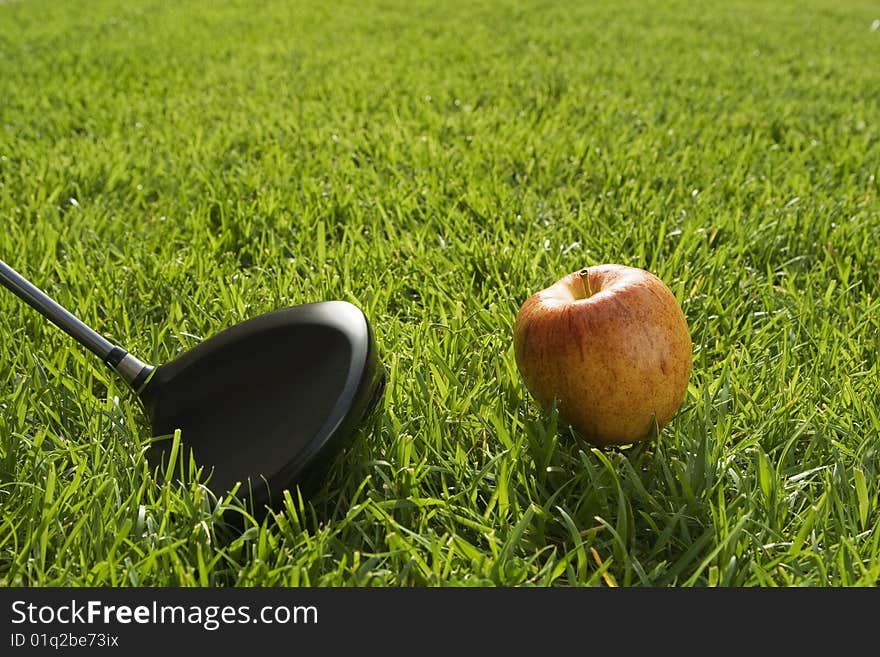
[513,264,692,446]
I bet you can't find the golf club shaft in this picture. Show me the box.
[0,259,154,392]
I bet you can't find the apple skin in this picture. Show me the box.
[514,264,692,446]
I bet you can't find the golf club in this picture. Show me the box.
[0,258,386,516]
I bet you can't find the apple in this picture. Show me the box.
[513,264,692,446]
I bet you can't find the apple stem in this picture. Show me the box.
[578,269,593,298]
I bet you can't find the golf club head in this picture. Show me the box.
[138,300,385,516]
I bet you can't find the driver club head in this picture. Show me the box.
[138,300,385,517]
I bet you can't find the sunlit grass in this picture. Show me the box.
[1,0,878,586]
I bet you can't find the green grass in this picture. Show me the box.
[1,0,879,587]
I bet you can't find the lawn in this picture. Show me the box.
[1,0,878,586]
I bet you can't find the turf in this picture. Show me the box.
[1,0,878,587]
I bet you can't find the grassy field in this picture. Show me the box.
[1,0,878,587]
